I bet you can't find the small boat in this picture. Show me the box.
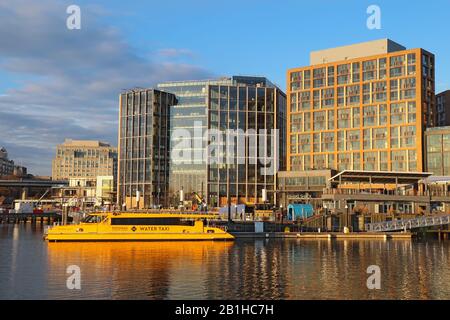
[44,212,234,242]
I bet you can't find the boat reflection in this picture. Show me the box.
[47,241,234,299]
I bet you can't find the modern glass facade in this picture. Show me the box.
[436,90,450,127]
[287,43,435,173]
[157,78,235,206]
[118,89,177,209]
[158,76,286,207]
[207,84,286,207]
[425,126,450,175]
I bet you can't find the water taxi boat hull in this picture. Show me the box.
[45,232,234,242]
[44,212,235,242]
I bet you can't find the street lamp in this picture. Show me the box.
[345,203,349,230]
[136,190,140,210]
[157,187,161,209]
[323,204,328,232]
[179,187,184,211]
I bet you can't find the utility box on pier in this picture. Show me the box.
[326,215,339,232]
[14,201,34,214]
[254,222,264,233]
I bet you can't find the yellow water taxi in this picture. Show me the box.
[44,212,234,242]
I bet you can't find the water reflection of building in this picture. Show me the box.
[282,240,446,300]
[33,239,450,299]
[203,239,291,299]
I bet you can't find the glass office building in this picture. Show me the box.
[158,76,286,207]
[118,89,177,209]
[157,78,235,206]
[425,126,450,175]
[207,84,286,207]
[436,90,450,127]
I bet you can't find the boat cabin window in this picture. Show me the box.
[110,217,195,226]
[82,215,104,223]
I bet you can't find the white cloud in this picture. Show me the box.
[0,0,212,175]
[157,48,196,59]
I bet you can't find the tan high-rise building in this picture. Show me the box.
[52,139,117,180]
[287,39,435,172]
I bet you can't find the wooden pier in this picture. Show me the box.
[0,212,61,224]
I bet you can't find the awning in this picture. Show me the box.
[329,170,432,185]
[422,176,450,184]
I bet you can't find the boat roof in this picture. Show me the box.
[88,211,219,219]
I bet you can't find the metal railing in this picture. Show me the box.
[322,188,423,196]
[365,214,450,232]
[323,188,450,197]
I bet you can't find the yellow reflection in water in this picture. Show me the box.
[46,241,234,299]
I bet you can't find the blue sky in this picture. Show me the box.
[0,0,449,175]
[81,0,450,91]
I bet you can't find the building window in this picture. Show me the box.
[299,134,311,153]
[321,132,335,152]
[299,91,311,110]
[313,111,326,131]
[337,64,351,85]
[390,55,405,78]
[373,128,388,149]
[313,67,326,88]
[363,59,377,81]
[346,130,360,151]
[337,109,351,128]
[313,154,326,169]
[400,126,416,147]
[338,153,351,171]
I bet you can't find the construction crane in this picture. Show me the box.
[192,192,207,212]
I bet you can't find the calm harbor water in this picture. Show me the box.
[0,223,449,300]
